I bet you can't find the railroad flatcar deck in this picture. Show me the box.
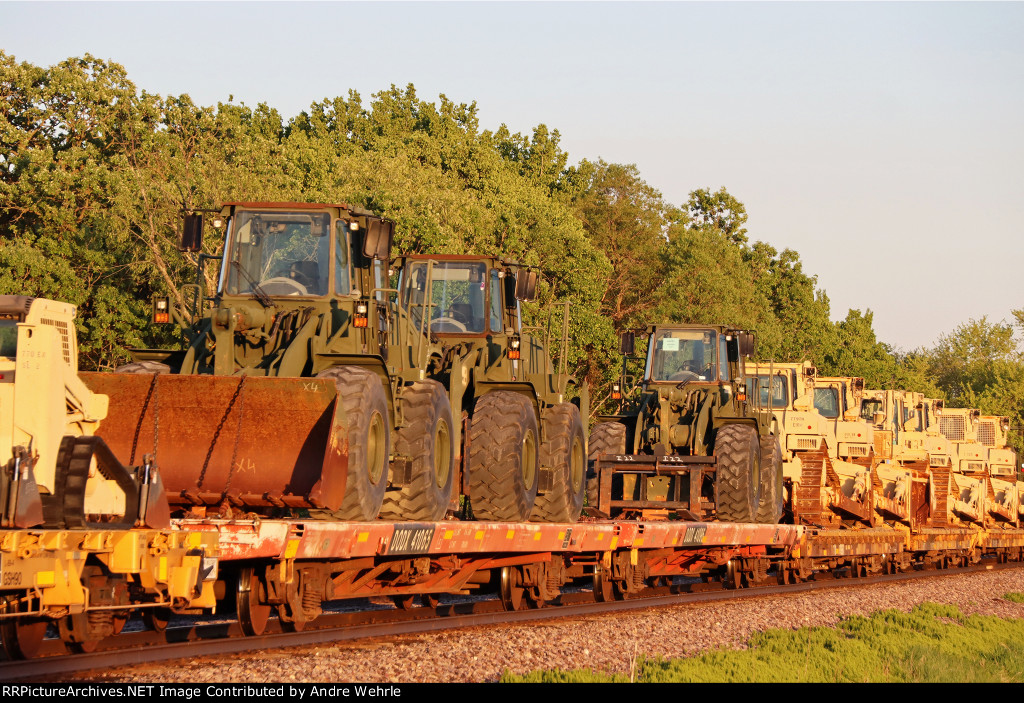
[181,517,805,561]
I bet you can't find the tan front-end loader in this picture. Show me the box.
[0,296,167,529]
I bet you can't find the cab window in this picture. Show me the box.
[814,388,840,419]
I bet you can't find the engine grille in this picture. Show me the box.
[939,416,966,441]
[977,422,995,447]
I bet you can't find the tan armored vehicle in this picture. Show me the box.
[860,389,955,527]
[935,407,993,525]
[743,363,876,527]
[977,415,1021,525]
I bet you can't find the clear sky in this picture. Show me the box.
[3,1,1021,351]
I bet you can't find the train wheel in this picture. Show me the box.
[279,607,306,632]
[499,566,526,611]
[777,565,793,585]
[58,613,97,653]
[468,393,539,522]
[723,559,743,590]
[381,380,455,521]
[392,595,417,610]
[0,596,47,660]
[111,611,129,635]
[592,565,615,603]
[531,403,587,523]
[143,607,171,632]
[237,568,272,636]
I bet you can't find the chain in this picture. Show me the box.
[222,376,248,499]
[130,373,160,466]
[152,375,160,462]
[196,375,247,490]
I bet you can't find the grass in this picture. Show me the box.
[501,602,1024,683]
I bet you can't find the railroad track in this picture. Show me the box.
[3,559,1018,682]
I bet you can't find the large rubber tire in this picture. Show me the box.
[586,422,627,509]
[114,361,170,374]
[467,391,539,522]
[531,403,586,523]
[379,380,455,521]
[756,435,783,524]
[316,367,390,521]
[714,424,761,523]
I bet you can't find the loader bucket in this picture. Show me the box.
[80,373,350,511]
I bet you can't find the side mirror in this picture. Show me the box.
[619,331,635,356]
[363,219,394,261]
[181,214,203,253]
[738,332,755,358]
[514,270,538,302]
[873,412,886,426]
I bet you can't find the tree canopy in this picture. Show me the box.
[2,51,1020,445]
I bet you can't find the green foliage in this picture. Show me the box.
[922,315,1024,451]
[3,49,1019,435]
[503,603,1024,683]
[1005,593,1024,604]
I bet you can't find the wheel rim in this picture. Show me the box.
[570,435,585,492]
[434,418,452,489]
[521,429,537,489]
[367,411,387,484]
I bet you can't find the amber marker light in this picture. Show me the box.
[354,301,369,328]
[152,296,171,324]
[508,334,521,360]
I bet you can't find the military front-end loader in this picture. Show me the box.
[394,255,587,523]
[82,202,456,523]
[0,296,168,530]
[587,325,780,524]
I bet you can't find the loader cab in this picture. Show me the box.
[398,256,531,339]
[217,204,389,301]
[644,327,751,386]
[170,202,397,377]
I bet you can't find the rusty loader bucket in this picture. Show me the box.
[80,373,350,510]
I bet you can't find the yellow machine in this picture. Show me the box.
[744,362,875,527]
[0,296,216,659]
[0,295,167,528]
